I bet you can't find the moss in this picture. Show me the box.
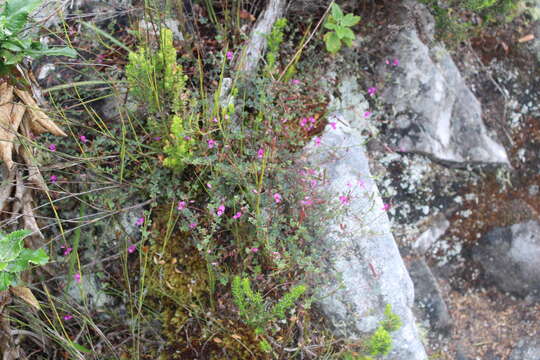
[147,206,269,359]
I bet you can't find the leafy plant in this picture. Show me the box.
[0,229,49,291]
[366,326,392,356]
[264,18,287,76]
[381,304,402,332]
[0,0,77,74]
[323,3,360,54]
[232,276,307,334]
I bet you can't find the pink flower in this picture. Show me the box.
[393,58,399,66]
[184,136,191,140]
[189,222,197,229]
[301,197,313,206]
[63,247,73,256]
[226,51,233,60]
[329,122,337,130]
[63,315,73,321]
[232,211,242,219]
[309,117,316,124]
[177,201,187,210]
[251,247,259,253]
[79,135,88,143]
[50,175,57,183]
[339,195,350,205]
[382,203,391,211]
[314,137,321,146]
[291,79,301,85]
[128,245,137,254]
[367,87,377,96]
[73,273,81,283]
[272,251,280,257]
[364,111,372,118]
[273,193,282,203]
[135,217,145,226]
[257,148,265,159]
[385,59,390,65]
[310,179,318,188]
[217,205,225,216]
[299,118,308,127]
[153,136,162,141]
[207,183,212,189]
[48,144,56,151]
[213,117,218,123]
[208,139,217,149]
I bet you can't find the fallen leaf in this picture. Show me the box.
[213,337,222,344]
[14,89,67,137]
[518,34,534,43]
[10,286,40,310]
[231,334,242,340]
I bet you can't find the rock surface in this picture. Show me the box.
[407,258,452,333]
[308,75,427,360]
[473,220,540,297]
[380,1,509,165]
[510,337,540,360]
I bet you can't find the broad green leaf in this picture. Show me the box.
[0,229,29,262]
[71,342,92,353]
[342,37,353,47]
[341,13,361,27]
[6,248,48,273]
[3,0,43,33]
[0,272,15,291]
[324,31,341,54]
[1,40,22,51]
[26,46,78,58]
[335,26,348,40]
[0,262,7,271]
[324,22,337,30]
[340,27,355,40]
[330,3,344,20]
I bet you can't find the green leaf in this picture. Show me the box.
[341,27,355,40]
[341,13,361,27]
[335,26,348,40]
[0,262,8,271]
[324,31,341,54]
[3,0,43,33]
[330,3,344,20]
[71,342,92,353]
[1,40,22,52]
[0,229,29,263]
[342,37,353,47]
[26,46,77,58]
[324,22,338,30]
[0,272,15,291]
[5,248,48,273]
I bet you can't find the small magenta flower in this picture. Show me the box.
[393,58,399,66]
[207,183,212,189]
[217,205,225,216]
[273,193,282,203]
[339,195,350,205]
[299,118,308,127]
[177,201,187,211]
[329,122,337,130]
[382,203,391,211]
[309,117,316,124]
[291,79,301,85]
[79,135,88,143]
[226,51,233,61]
[314,137,321,146]
[189,222,197,229]
[212,117,218,123]
[367,87,377,96]
[301,197,313,206]
[257,148,265,159]
[128,245,137,254]
[208,139,217,149]
[48,144,56,151]
[251,247,259,253]
[184,136,191,141]
[63,247,73,256]
[63,315,73,321]
[364,111,373,118]
[135,217,145,226]
[73,273,81,283]
[385,59,390,65]
[232,211,242,219]
[153,136,162,141]
[50,175,57,183]
[310,179,318,188]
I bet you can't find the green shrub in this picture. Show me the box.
[323,3,361,54]
[367,326,392,356]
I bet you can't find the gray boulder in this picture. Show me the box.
[407,258,452,333]
[308,76,427,360]
[381,2,509,165]
[510,337,540,360]
[473,220,540,297]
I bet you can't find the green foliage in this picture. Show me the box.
[0,0,76,74]
[265,18,287,76]
[382,304,402,332]
[0,229,49,291]
[323,3,361,54]
[126,27,191,171]
[259,338,272,353]
[232,276,306,333]
[366,326,392,356]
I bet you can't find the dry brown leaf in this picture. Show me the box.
[14,89,67,137]
[22,188,44,240]
[0,103,25,170]
[0,83,13,106]
[19,146,48,191]
[518,34,534,43]
[10,286,40,310]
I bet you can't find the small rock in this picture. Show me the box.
[413,213,450,254]
[509,337,540,360]
[473,220,540,297]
